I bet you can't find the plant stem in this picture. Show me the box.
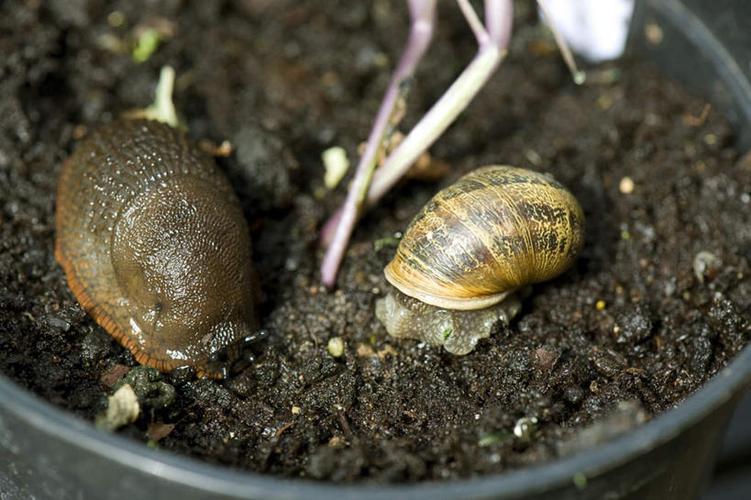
[321,45,506,248]
[537,0,586,84]
[320,0,436,287]
[457,0,490,45]
[320,0,514,287]
[321,0,513,248]
[366,42,506,205]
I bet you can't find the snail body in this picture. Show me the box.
[376,165,584,354]
[55,119,258,377]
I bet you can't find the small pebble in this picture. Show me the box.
[328,436,345,448]
[107,10,125,28]
[356,344,374,357]
[595,300,607,311]
[96,384,140,431]
[291,405,301,415]
[513,416,538,441]
[615,306,654,344]
[46,315,71,331]
[564,386,584,405]
[619,176,634,194]
[644,22,663,45]
[693,251,722,283]
[590,347,626,378]
[322,146,349,189]
[327,337,345,358]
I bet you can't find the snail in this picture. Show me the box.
[376,165,584,354]
[55,119,259,378]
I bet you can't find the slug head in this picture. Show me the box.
[111,176,257,375]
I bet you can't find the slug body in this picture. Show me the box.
[376,165,584,354]
[56,119,258,377]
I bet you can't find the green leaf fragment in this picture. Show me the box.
[132,28,161,63]
[573,472,588,489]
[373,235,401,252]
[478,430,511,447]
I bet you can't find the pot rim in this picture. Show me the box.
[3,0,751,497]
[1,344,749,499]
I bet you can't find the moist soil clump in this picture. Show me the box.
[1,0,750,483]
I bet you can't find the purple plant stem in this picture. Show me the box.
[320,0,436,288]
[320,0,513,252]
[365,0,512,206]
[485,0,514,47]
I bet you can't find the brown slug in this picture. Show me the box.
[55,119,259,377]
[377,165,584,354]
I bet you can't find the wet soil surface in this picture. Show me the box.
[2,0,751,483]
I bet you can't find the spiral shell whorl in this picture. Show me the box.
[384,165,584,311]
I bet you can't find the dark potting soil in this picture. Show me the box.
[1,0,750,484]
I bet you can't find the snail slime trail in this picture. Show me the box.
[55,119,259,378]
[377,165,585,354]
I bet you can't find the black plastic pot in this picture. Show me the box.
[1,0,750,498]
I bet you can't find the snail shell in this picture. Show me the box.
[55,119,258,377]
[385,165,585,311]
[377,165,584,354]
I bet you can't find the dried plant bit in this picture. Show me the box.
[146,422,176,442]
[322,147,350,189]
[375,290,521,354]
[199,139,234,157]
[357,130,405,168]
[107,11,126,28]
[367,129,447,182]
[97,32,127,54]
[389,78,412,128]
[405,151,450,182]
[682,104,712,127]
